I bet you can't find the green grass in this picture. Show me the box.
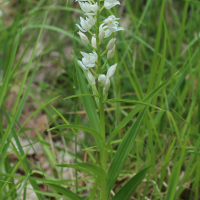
[0,0,200,199]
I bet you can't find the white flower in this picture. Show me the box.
[86,15,95,26]
[88,70,95,85]
[78,31,89,45]
[107,63,117,78]
[104,0,120,9]
[79,2,98,15]
[99,16,124,38]
[91,36,96,48]
[98,74,107,85]
[103,15,124,32]
[78,51,98,70]
[76,15,95,32]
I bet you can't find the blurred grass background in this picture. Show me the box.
[0,0,200,199]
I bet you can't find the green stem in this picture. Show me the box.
[96,1,107,199]
[89,177,100,200]
[99,86,107,200]
[89,43,97,52]
[101,49,108,57]
[100,5,105,13]
[90,68,98,77]
[88,30,96,38]
[101,59,108,69]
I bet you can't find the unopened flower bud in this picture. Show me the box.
[78,31,89,45]
[91,36,96,48]
[103,78,110,95]
[107,63,117,78]
[99,30,105,41]
[98,74,106,85]
[107,45,115,59]
[88,70,95,85]
[106,38,116,50]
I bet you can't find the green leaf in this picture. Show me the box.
[106,99,163,111]
[56,163,106,180]
[112,166,151,200]
[107,69,180,145]
[48,125,103,141]
[64,94,99,100]
[188,151,200,156]
[45,183,83,200]
[107,107,148,196]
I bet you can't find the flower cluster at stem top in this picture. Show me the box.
[75,0,124,96]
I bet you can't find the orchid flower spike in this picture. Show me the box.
[78,51,98,70]
[104,0,120,9]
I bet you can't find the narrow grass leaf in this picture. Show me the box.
[188,151,200,156]
[112,166,151,200]
[16,173,30,200]
[64,94,99,100]
[106,99,163,111]
[56,163,106,180]
[45,183,83,200]
[48,125,103,141]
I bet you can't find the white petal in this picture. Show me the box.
[76,24,87,32]
[86,63,95,68]
[80,51,90,58]
[107,63,117,78]
[78,60,88,70]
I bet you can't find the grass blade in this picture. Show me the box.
[57,163,106,180]
[48,125,103,141]
[45,183,83,200]
[105,99,163,111]
[112,166,151,200]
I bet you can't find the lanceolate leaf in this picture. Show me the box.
[112,166,151,200]
[106,98,163,111]
[48,125,103,141]
[107,69,180,145]
[56,163,106,180]
[64,94,99,100]
[188,151,200,156]
[106,107,148,196]
[45,183,83,200]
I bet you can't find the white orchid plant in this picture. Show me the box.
[47,0,154,199]
[74,0,124,199]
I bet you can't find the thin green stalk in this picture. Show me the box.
[96,1,107,199]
